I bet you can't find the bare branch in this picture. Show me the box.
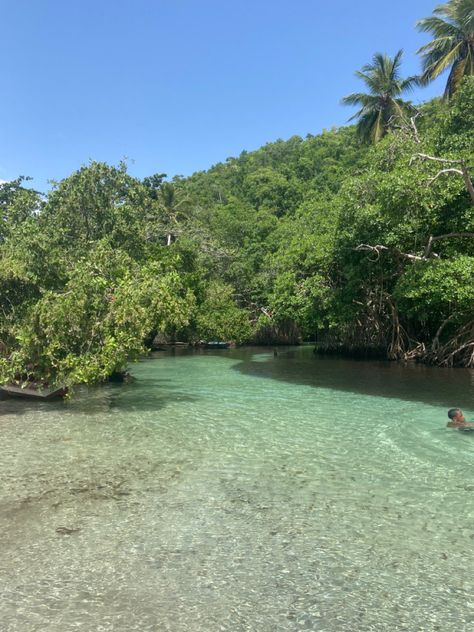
[445,342,474,363]
[411,153,464,166]
[354,244,426,262]
[409,115,421,144]
[424,232,474,258]
[431,313,458,352]
[358,233,474,263]
[428,168,463,185]
[386,111,421,143]
[411,153,474,205]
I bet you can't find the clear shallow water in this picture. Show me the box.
[1,346,474,632]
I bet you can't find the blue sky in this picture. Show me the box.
[1,0,446,190]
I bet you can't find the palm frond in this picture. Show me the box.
[341,92,377,106]
[416,16,462,38]
[399,75,420,91]
[357,110,381,143]
[422,41,463,82]
[342,49,414,143]
[416,0,474,96]
[390,49,404,80]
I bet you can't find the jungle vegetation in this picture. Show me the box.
[0,1,473,387]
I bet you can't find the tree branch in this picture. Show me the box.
[355,232,474,263]
[431,313,458,352]
[428,168,463,185]
[387,111,421,143]
[411,154,474,205]
[354,244,426,262]
[411,153,464,166]
[424,232,474,258]
[410,115,421,144]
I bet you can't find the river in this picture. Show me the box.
[1,346,473,631]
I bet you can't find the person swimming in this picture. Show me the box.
[447,408,474,432]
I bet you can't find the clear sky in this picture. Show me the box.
[1,0,446,190]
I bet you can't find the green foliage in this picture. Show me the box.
[264,195,339,334]
[0,177,42,243]
[435,76,474,154]
[243,167,301,215]
[0,244,193,386]
[1,75,473,383]
[193,282,252,345]
[42,161,151,258]
[394,257,474,325]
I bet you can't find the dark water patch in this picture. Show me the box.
[0,380,199,419]
[229,346,474,410]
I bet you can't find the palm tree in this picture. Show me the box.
[341,51,418,143]
[417,0,474,99]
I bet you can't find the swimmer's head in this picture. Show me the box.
[448,408,465,422]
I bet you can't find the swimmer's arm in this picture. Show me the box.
[447,421,474,428]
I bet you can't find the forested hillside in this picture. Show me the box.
[0,77,473,386]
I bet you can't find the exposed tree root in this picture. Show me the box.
[316,291,474,368]
[419,320,474,368]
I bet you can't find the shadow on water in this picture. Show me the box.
[0,378,199,419]
[229,346,474,409]
[2,345,472,416]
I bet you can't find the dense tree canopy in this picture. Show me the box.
[1,34,473,389]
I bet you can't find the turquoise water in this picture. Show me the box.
[1,346,474,631]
